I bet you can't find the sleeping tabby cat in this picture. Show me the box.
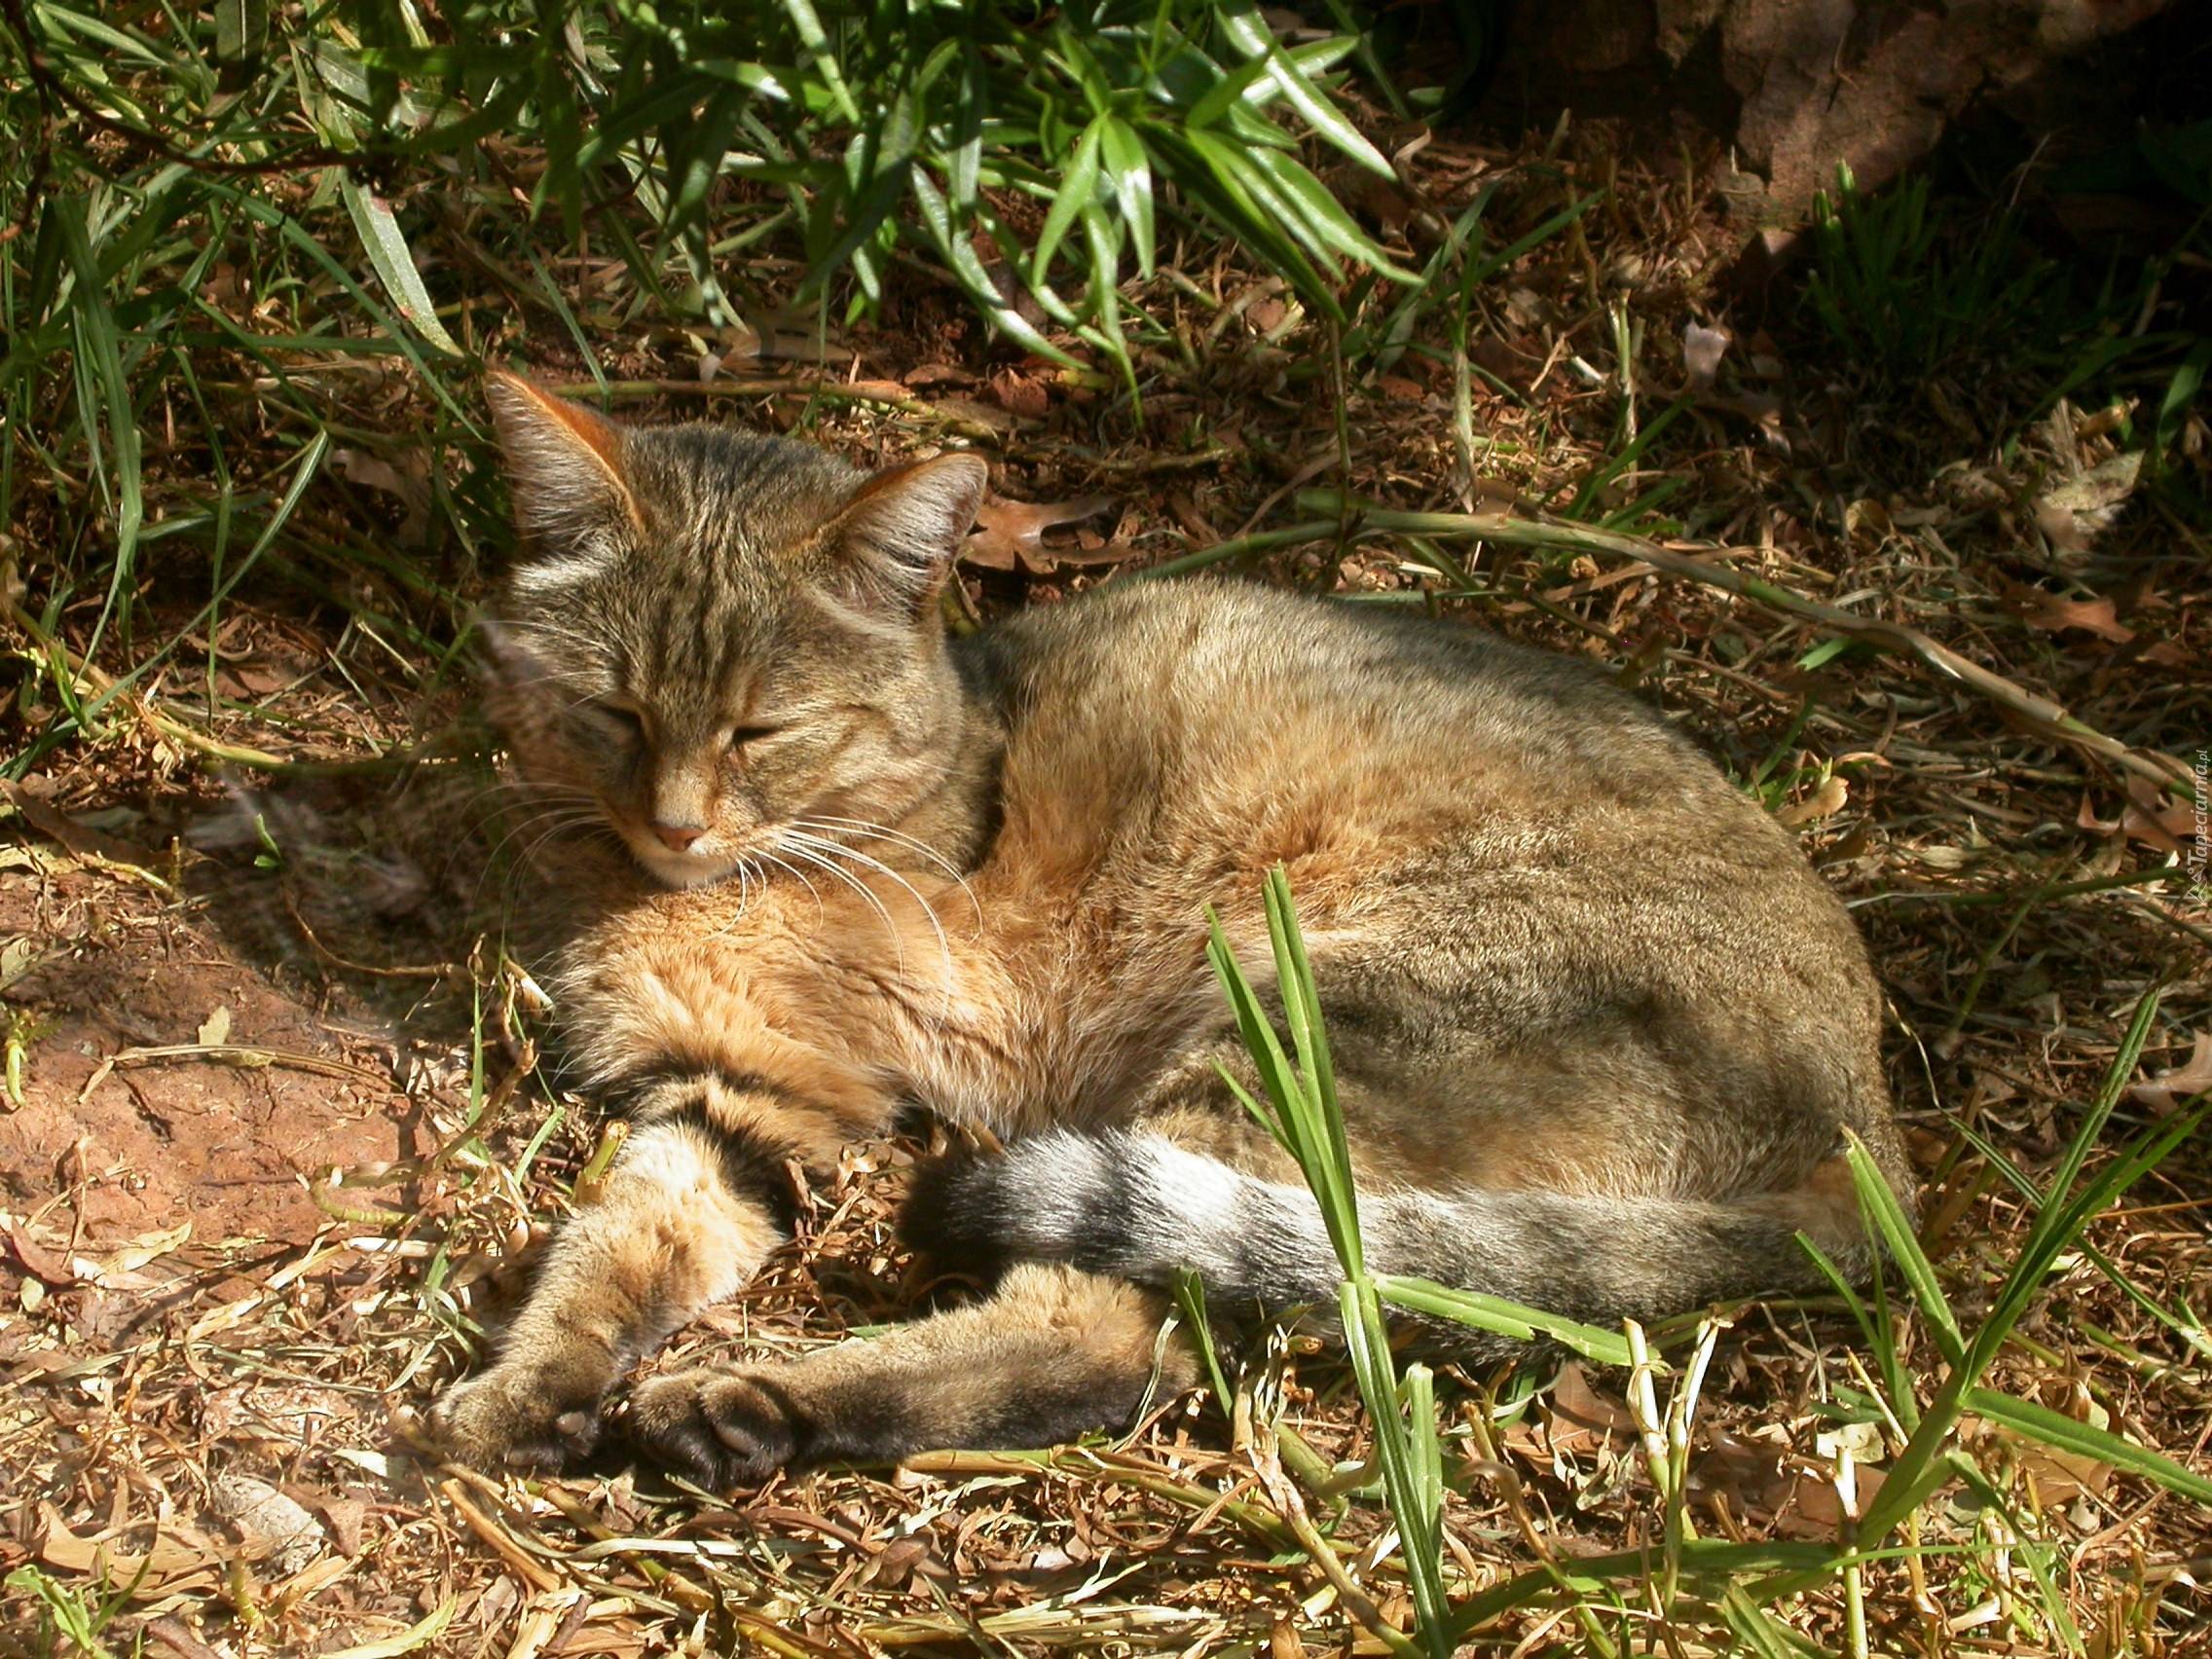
[431,371,1910,1485]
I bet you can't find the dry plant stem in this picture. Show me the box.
[1158,512,2191,796]
[545,377,1009,441]
[1235,1369,1421,1657]
[7,598,405,773]
[77,1043,392,1103]
[1459,1406,1623,1657]
[439,1478,564,1593]
[901,1447,1305,1554]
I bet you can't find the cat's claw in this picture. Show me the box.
[432,1361,610,1473]
[627,1369,802,1491]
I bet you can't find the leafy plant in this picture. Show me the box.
[1205,870,2211,1653]
[1802,163,2065,380]
[4,1563,132,1659]
[4,0,1411,391]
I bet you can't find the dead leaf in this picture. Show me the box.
[965,496,1124,573]
[1,780,163,868]
[5,1217,79,1285]
[199,1006,233,1047]
[65,1222,193,1291]
[1682,322,1730,389]
[212,1474,324,1576]
[987,369,1050,420]
[1776,775,1848,828]
[2017,579,2185,668]
[1966,1407,2116,1506]
[2016,1443,2113,1505]
[1844,498,1893,540]
[2016,590,2134,644]
[1542,1362,1637,1456]
[1776,1462,1890,1539]
[2129,1031,2212,1114]
[32,1501,224,1598]
[2035,450,2142,551]
[305,1493,368,1557]
[335,447,431,546]
[931,396,1014,433]
[903,362,972,388]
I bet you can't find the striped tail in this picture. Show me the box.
[901,1129,1858,1351]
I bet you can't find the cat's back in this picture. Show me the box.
[967,577,1756,834]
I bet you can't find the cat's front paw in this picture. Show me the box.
[432,1355,612,1472]
[626,1368,803,1491]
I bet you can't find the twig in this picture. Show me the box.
[544,377,1009,442]
[78,1043,393,1105]
[1152,510,2193,797]
[8,598,422,774]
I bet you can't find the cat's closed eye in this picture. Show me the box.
[585,700,645,740]
[726,724,780,753]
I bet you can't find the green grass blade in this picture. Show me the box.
[1842,1132,1964,1364]
[340,174,463,357]
[1373,1274,1634,1366]
[55,198,142,661]
[1216,4,1390,175]
[1097,115,1155,277]
[1965,1385,2212,1504]
[779,0,860,123]
[1032,114,1104,286]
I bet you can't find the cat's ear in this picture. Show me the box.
[485,370,642,545]
[825,452,988,609]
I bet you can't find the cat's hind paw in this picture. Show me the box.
[625,1368,803,1492]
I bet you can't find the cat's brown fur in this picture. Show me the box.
[432,373,1910,1486]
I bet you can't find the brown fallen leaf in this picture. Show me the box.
[2016,589,2134,644]
[1775,774,1848,829]
[2016,1442,2113,1506]
[2078,777,2199,857]
[33,1501,225,1598]
[902,362,972,388]
[212,1473,324,1576]
[1964,1409,2116,1506]
[335,446,431,546]
[1775,1462,1890,1539]
[2129,1030,2212,1114]
[987,368,1051,420]
[931,396,1014,433]
[965,496,1124,573]
[4,1217,79,1285]
[1542,1361,1637,1456]
[2,779,164,868]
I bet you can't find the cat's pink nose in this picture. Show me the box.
[652,822,706,853]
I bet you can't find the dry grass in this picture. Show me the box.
[3,107,2210,1658]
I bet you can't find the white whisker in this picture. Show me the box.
[776,838,908,979]
[782,829,954,980]
[756,850,827,927]
[790,815,983,927]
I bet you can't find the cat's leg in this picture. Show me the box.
[625,1263,1197,1490]
[434,1073,806,1470]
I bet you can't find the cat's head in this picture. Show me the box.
[482,372,987,889]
